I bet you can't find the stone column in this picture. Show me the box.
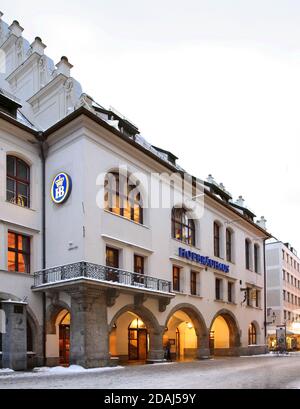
[197,332,211,359]
[69,285,110,368]
[147,326,165,363]
[1,300,27,370]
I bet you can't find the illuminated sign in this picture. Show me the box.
[51,172,72,204]
[178,247,230,273]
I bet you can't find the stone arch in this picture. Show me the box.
[209,309,241,348]
[26,306,41,353]
[6,151,34,167]
[109,304,162,335]
[46,300,70,334]
[164,303,208,349]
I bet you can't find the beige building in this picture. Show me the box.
[0,14,271,370]
[266,241,300,350]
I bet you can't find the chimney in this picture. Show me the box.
[256,216,267,230]
[55,56,73,77]
[207,174,215,184]
[30,36,46,55]
[235,195,245,208]
[8,20,24,37]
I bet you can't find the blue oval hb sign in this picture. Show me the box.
[51,172,72,204]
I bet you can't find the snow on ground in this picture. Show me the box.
[0,365,124,378]
[1,356,300,389]
[0,368,14,374]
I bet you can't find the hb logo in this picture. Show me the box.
[55,185,65,199]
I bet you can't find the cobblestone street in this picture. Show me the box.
[1,355,300,389]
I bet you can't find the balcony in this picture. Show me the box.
[32,261,173,298]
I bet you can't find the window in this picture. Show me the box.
[104,172,143,224]
[287,292,290,303]
[106,247,119,268]
[283,290,286,301]
[254,244,260,273]
[288,311,291,321]
[245,239,251,270]
[282,250,285,260]
[226,229,232,262]
[7,231,30,273]
[255,290,260,308]
[190,271,198,295]
[248,323,257,345]
[214,222,220,258]
[228,282,233,303]
[172,208,195,246]
[283,270,285,281]
[134,255,144,275]
[215,278,222,300]
[284,310,287,320]
[6,155,30,207]
[287,273,290,283]
[246,288,251,306]
[173,266,180,292]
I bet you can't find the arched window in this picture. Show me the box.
[6,155,30,207]
[245,239,251,270]
[172,208,195,246]
[254,244,260,273]
[248,323,257,345]
[226,228,232,262]
[214,222,220,257]
[104,172,143,224]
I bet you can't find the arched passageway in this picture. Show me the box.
[209,310,241,356]
[109,305,164,364]
[164,304,209,360]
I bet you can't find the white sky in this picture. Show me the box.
[2,0,300,249]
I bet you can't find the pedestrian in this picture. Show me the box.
[165,340,172,361]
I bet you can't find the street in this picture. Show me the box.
[1,355,300,389]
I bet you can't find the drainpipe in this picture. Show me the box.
[38,132,48,366]
[263,238,267,344]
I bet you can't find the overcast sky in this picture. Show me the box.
[2,1,300,249]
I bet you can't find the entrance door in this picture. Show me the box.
[59,324,70,365]
[128,328,147,360]
[209,330,215,355]
[176,328,180,359]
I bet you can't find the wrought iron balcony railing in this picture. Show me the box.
[33,261,172,294]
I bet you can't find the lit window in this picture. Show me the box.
[248,323,257,345]
[173,266,180,292]
[171,208,195,246]
[6,156,30,207]
[7,231,30,273]
[104,172,143,224]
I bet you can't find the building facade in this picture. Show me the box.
[266,241,300,350]
[0,14,270,370]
